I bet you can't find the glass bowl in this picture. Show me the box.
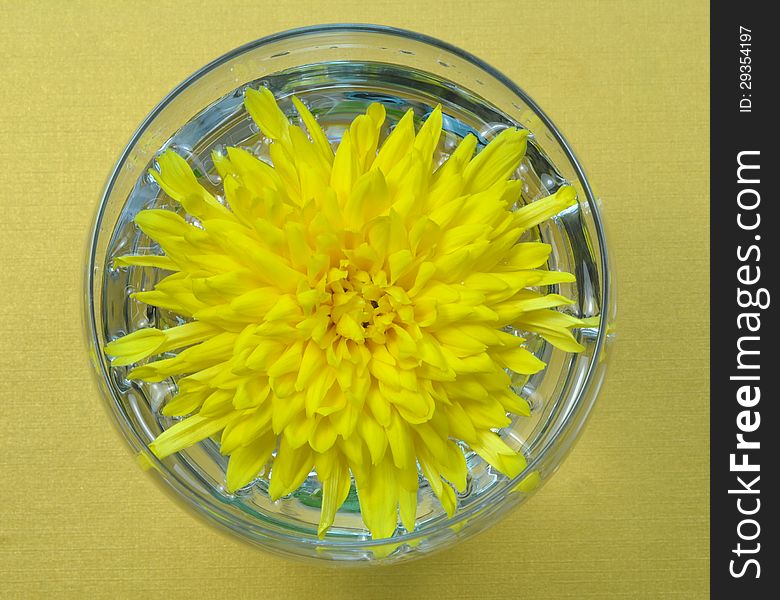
[85,24,615,564]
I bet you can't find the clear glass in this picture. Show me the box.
[85,24,616,564]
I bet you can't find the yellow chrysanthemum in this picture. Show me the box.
[106,87,584,539]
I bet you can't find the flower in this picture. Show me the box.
[106,87,584,539]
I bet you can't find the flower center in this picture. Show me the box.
[324,260,413,345]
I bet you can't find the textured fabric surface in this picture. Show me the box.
[0,1,709,598]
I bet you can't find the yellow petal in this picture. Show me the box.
[496,388,531,417]
[387,249,414,284]
[494,242,552,270]
[317,452,351,537]
[330,129,359,201]
[374,109,415,175]
[230,287,282,317]
[305,368,340,416]
[309,416,338,453]
[385,409,414,469]
[149,412,234,458]
[514,309,586,352]
[105,329,166,367]
[357,412,388,465]
[267,339,304,378]
[150,150,234,221]
[271,391,305,433]
[357,458,398,539]
[221,402,273,452]
[343,169,390,229]
[224,146,283,197]
[161,388,210,417]
[413,104,443,160]
[244,87,290,141]
[269,437,313,500]
[434,133,477,181]
[417,448,458,517]
[291,95,334,163]
[295,340,325,391]
[398,486,418,533]
[225,430,276,491]
[200,388,234,417]
[283,411,317,448]
[203,220,305,291]
[437,481,457,517]
[513,185,577,230]
[335,313,365,343]
[462,128,528,194]
[494,346,546,374]
[444,402,478,444]
[349,111,382,172]
[492,293,574,325]
[470,430,527,478]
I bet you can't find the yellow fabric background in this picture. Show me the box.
[0,1,709,598]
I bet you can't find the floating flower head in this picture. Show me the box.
[106,87,584,539]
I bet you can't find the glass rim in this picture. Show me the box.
[86,22,612,550]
